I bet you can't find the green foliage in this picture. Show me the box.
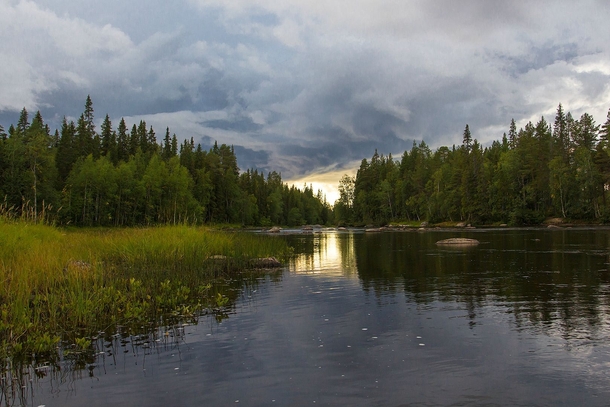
[0,222,291,364]
[339,104,610,225]
[0,96,330,227]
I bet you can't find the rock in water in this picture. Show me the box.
[249,257,282,268]
[436,238,480,246]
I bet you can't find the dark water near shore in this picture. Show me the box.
[25,229,610,406]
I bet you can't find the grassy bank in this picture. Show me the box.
[0,221,291,364]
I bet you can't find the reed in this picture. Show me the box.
[0,221,290,365]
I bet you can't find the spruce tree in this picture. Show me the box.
[162,127,172,160]
[462,124,472,152]
[17,107,29,135]
[129,124,138,156]
[100,114,113,156]
[56,117,77,183]
[116,118,129,162]
[508,119,517,148]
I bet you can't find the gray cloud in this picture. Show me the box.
[2,0,610,190]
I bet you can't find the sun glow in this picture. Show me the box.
[286,167,357,206]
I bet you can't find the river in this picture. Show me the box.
[24,228,610,406]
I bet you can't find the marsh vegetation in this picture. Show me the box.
[0,220,290,380]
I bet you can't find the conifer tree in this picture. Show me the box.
[17,107,29,135]
[56,117,77,183]
[100,114,114,157]
[508,119,517,148]
[116,118,129,162]
[129,124,139,156]
[162,127,172,160]
[463,124,472,152]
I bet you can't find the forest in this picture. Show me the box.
[0,96,332,227]
[3,97,610,228]
[334,104,610,226]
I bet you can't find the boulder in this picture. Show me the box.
[436,238,480,246]
[249,257,282,268]
[268,226,282,233]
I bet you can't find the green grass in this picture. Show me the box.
[0,220,290,365]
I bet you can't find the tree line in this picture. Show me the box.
[334,104,610,226]
[0,96,331,226]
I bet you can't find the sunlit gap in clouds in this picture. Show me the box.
[286,166,358,205]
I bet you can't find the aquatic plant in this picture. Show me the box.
[0,221,290,367]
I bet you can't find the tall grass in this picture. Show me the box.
[0,221,290,365]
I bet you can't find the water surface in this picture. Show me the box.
[27,229,610,406]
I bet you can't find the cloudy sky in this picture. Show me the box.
[2,0,610,202]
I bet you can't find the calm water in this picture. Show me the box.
[25,229,610,406]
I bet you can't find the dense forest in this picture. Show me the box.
[0,96,332,226]
[334,104,610,226]
[4,97,610,228]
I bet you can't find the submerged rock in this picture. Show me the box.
[249,257,282,268]
[436,238,480,246]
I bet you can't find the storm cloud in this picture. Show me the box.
[2,0,610,194]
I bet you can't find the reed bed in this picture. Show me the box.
[0,221,290,365]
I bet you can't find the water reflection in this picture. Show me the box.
[289,231,358,278]
[286,229,610,340]
[18,229,610,406]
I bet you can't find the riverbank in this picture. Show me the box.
[0,221,291,365]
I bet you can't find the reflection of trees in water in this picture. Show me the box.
[353,230,610,337]
[1,324,191,407]
[1,274,272,407]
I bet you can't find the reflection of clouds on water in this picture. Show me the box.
[24,230,610,406]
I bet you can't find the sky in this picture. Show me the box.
[2,0,610,203]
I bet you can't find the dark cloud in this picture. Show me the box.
[1,0,610,192]
[492,42,581,78]
[203,117,263,132]
[278,130,413,176]
[232,145,271,171]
